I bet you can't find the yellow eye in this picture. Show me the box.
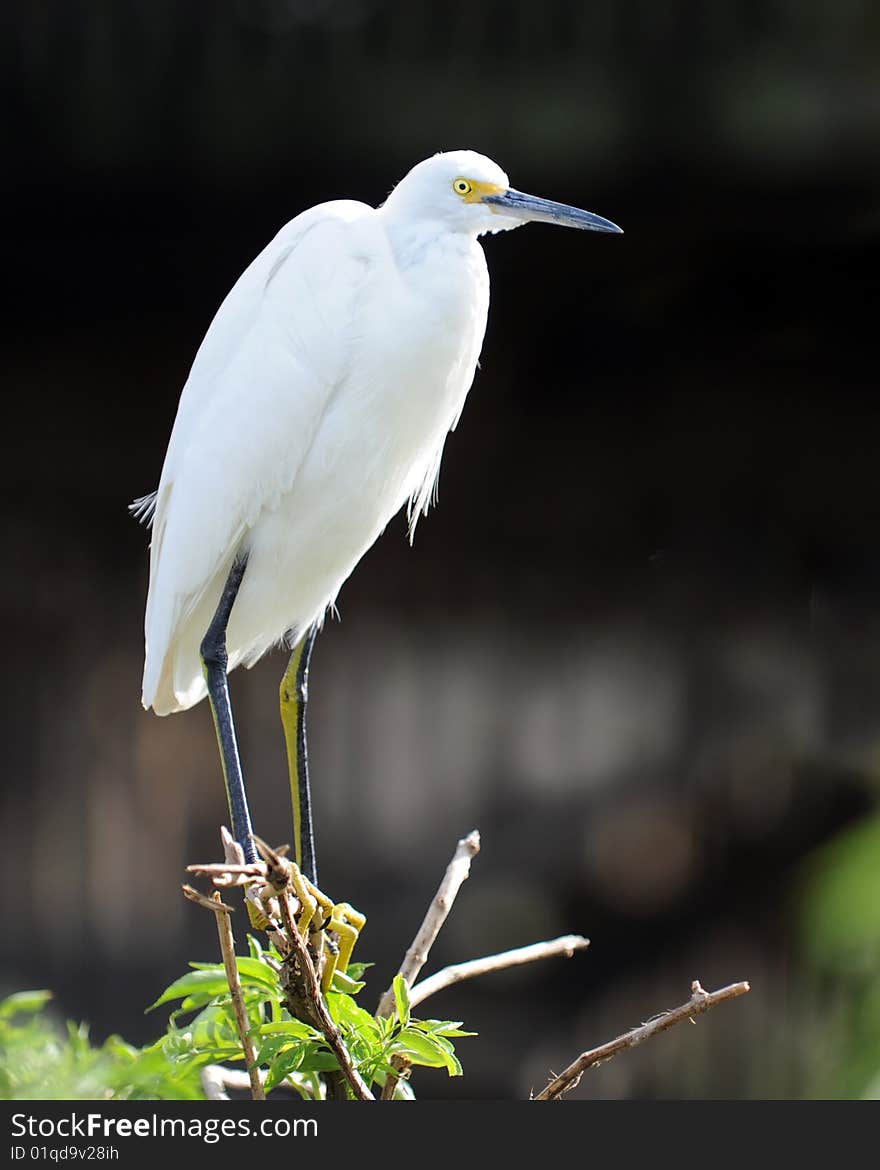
[453,178,472,196]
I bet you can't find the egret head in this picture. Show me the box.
[382,149,622,237]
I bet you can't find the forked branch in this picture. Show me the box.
[409,935,590,1008]
[377,829,481,1018]
[181,886,264,1101]
[533,979,752,1101]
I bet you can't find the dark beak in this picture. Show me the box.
[484,188,623,233]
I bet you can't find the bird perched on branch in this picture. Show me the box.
[132,149,622,886]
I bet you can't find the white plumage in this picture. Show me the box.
[135,150,621,715]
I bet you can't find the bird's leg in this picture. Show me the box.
[279,631,365,986]
[201,556,257,865]
[279,627,319,885]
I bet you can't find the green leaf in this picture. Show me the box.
[331,969,366,995]
[393,974,411,1028]
[326,993,381,1043]
[419,1019,478,1038]
[255,1036,296,1068]
[253,1020,315,1040]
[265,1046,306,1093]
[0,990,53,1019]
[302,1051,343,1073]
[178,993,227,1015]
[394,1027,463,1075]
[189,1003,238,1051]
[232,957,280,991]
[375,1012,397,1041]
[148,955,279,1014]
[147,971,231,1011]
[344,962,374,981]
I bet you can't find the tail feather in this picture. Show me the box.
[143,552,235,715]
[129,491,158,527]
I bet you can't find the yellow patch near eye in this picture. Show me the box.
[453,178,507,203]
[464,180,506,204]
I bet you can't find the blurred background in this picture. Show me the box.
[3,0,880,1099]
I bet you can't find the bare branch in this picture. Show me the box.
[209,892,265,1101]
[185,861,267,888]
[377,829,481,1018]
[533,979,751,1101]
[200,1065,232,1101]
[200,1065,301,1100]
[409,934,590,1009]
[379,1054,412,1101]
[181,883,234,913]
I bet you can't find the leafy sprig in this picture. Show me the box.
[149,939,474,1099]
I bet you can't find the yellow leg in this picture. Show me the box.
[277,632,365,991]
[279,631,318,882]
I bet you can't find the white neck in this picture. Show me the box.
[378,211,479,271]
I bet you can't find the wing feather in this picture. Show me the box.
[142,200,374,711]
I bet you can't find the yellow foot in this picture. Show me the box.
[319,902,367,992]
[287,872,366,993]
[246,854,365,993]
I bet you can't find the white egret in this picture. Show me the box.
[132,149,621,884]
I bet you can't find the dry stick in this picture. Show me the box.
[379,1054,412,1101]
[276,889,375,1101]
[182,883,234,913]
[377,829,481,1018]
[201,1065,299,1100]
[409,934,590,1009]
[208,891,265,1102]
[533,979,751,1101]
[200,1065,233,1101]
[187,861,265,881]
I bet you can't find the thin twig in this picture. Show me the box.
[187,862,266,877]
[201,1065,231,1101]
[210,892,265,1101]
[182,883,234,913]
[409,934,590,1008]
[377,829,481,1018]
[200,1065,300,1100]
[186,861,267,888]
[380,1054,412,1101]
[533,979,751,1101]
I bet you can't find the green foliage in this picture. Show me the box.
[798,813,880,976]
[0,939,474,1101]
[797,812,880,1099]
[148,936,474,1099]
[0,990,201,1100]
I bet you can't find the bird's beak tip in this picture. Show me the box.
[486,189,623,235]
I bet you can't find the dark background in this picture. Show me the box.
[3,0,880,1098]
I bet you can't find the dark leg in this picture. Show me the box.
[200,555,257,864]
[280,627,319,885]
